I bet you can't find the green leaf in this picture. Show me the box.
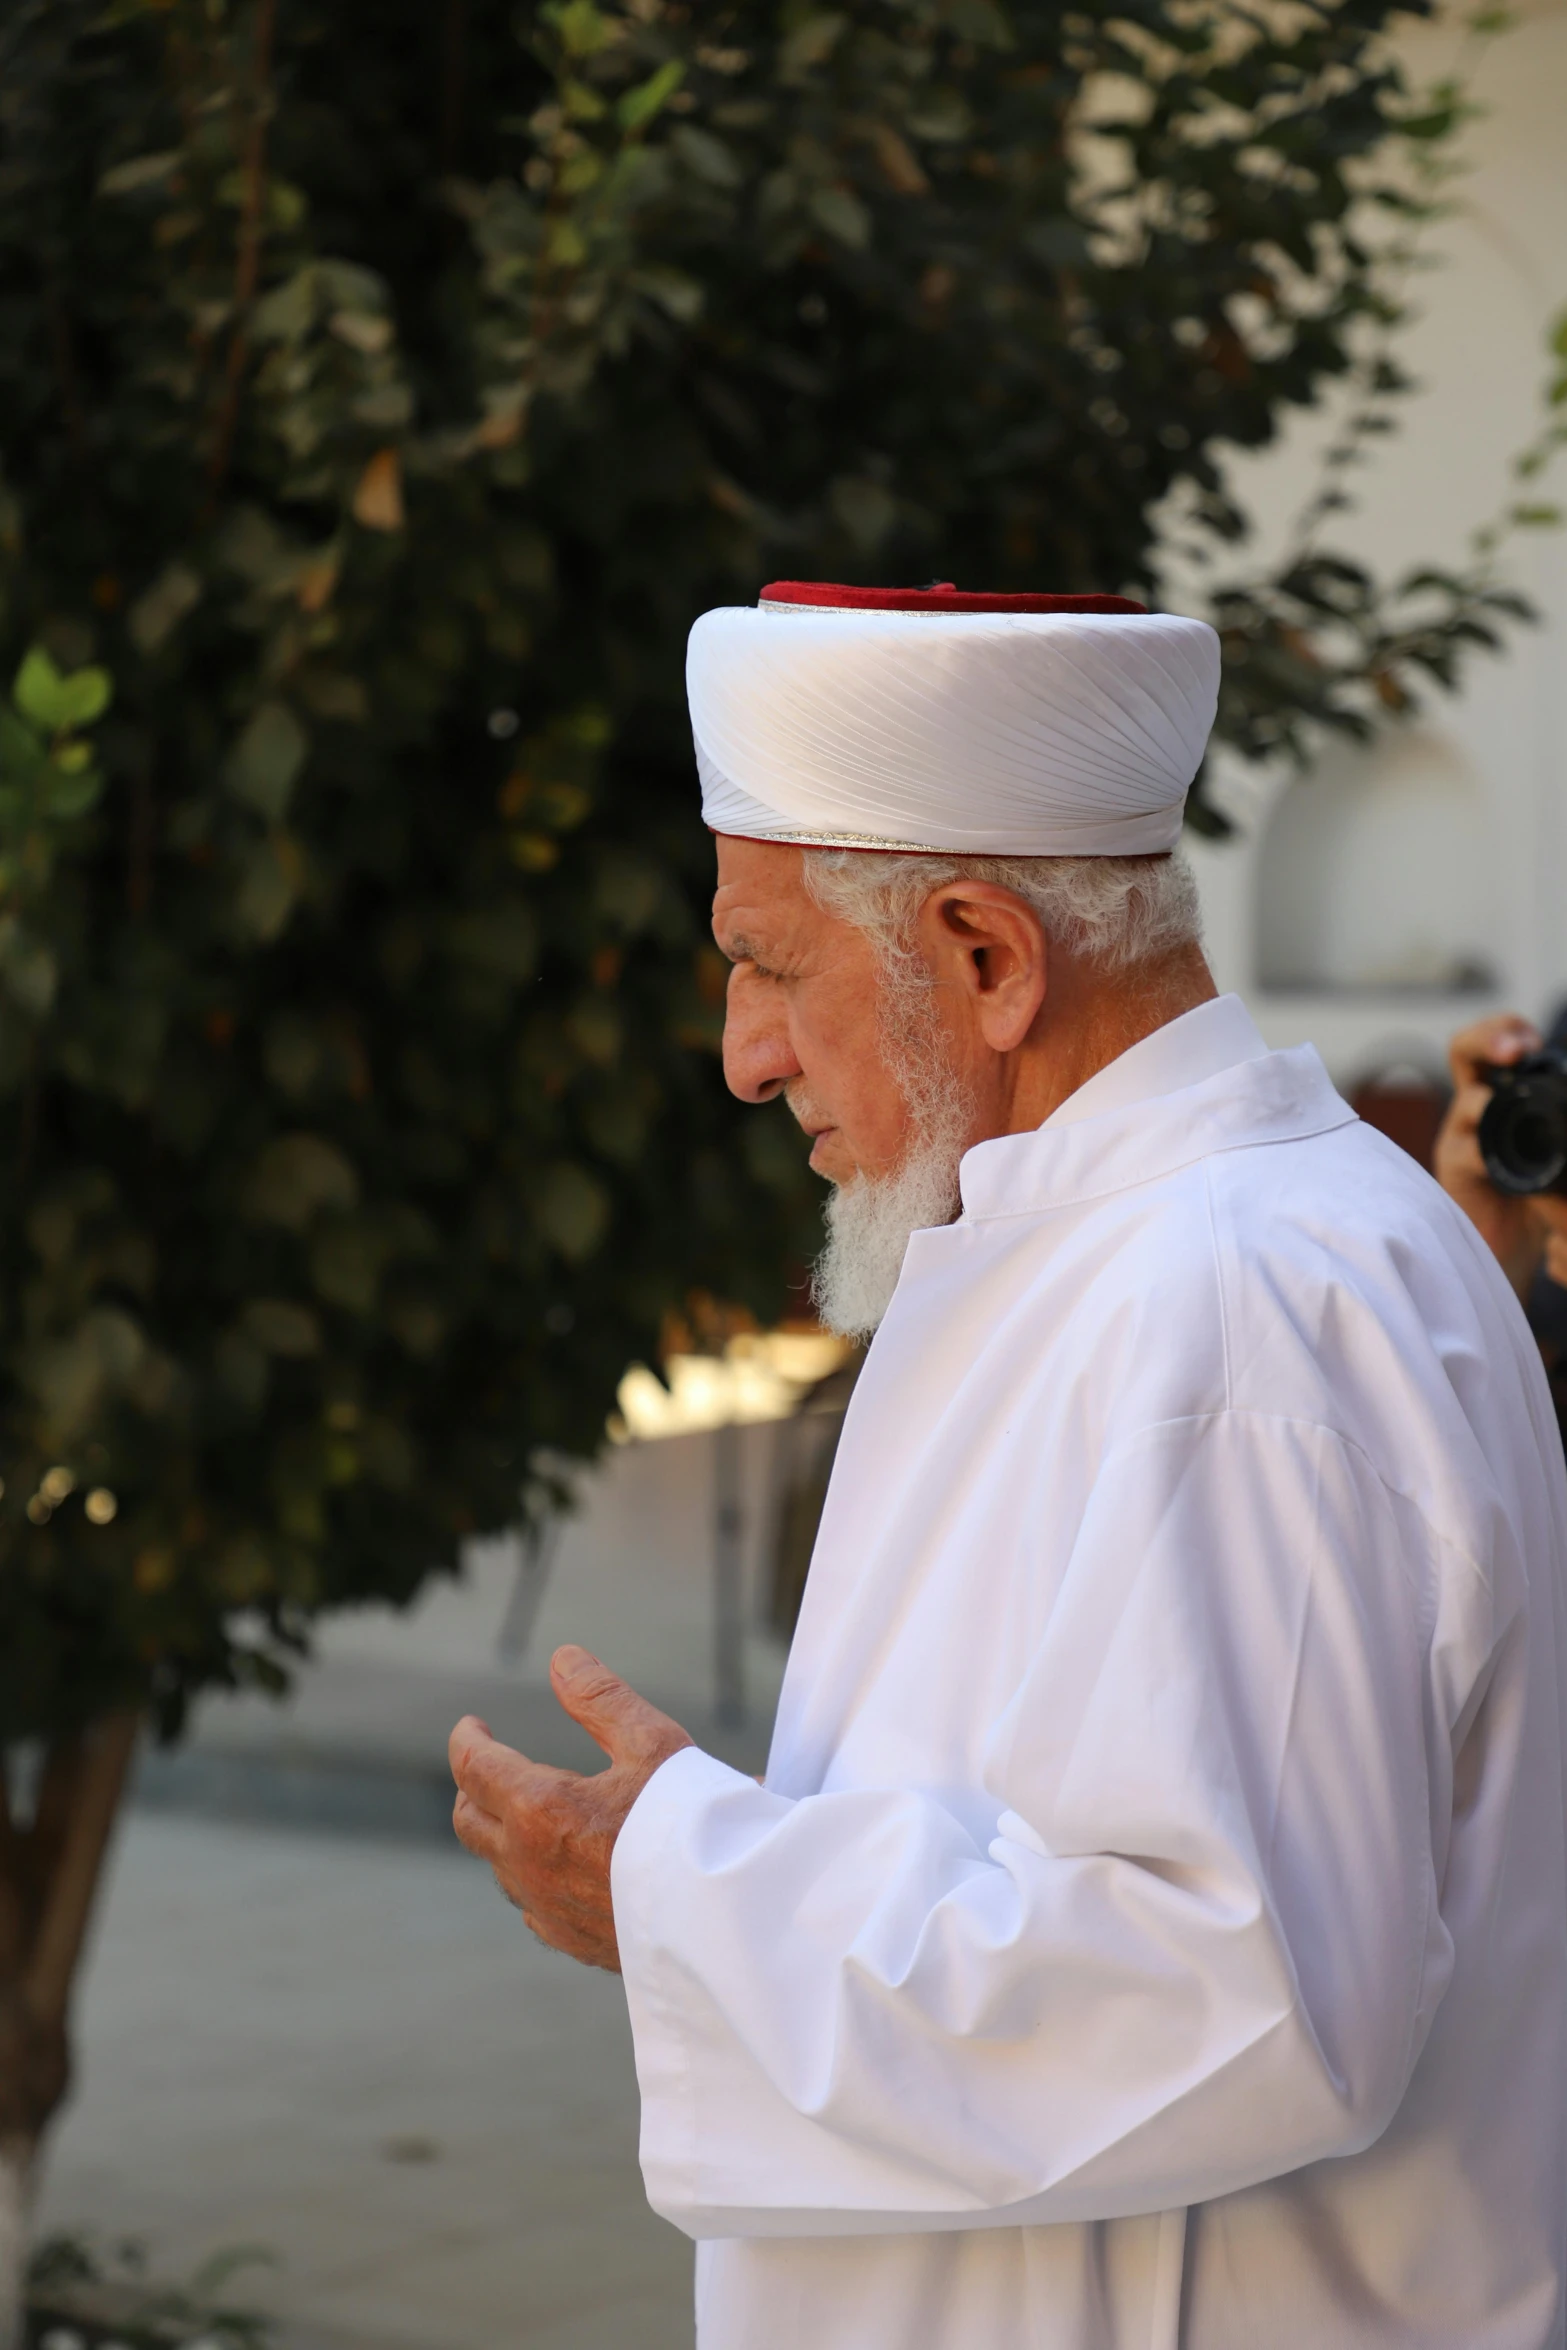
[310,1218,387,1313]
[779,14,847,75]
[0,924,57,1017]
[98,150,182,198]
[631,267,705,323]
[233,836,303,942]
[533,1162,611,1261]
[225,702,309,822]
[809,187,871,249]
[445,906,540,982]
[1399,105,1463,142]
[552,0,613,57]
[829,475,897,548]
[1024,218,1090,269]
[128,562,202,656]
[617,60,685,132]
[546,218,588,268]
[44,766,104,821]
[557,149,605,193]
[30,1307,146,1438]
[564,996,621,1065]
[14,649,112,733]
[58,668,112,729]
[329,307,394,357]
[242,1298,323,1358]
[0,708,44,782]
[944,0,1015,48]
[531,780,594,830]
[250,268,322,345]
[560,707,613,750]
[906,90,972,141]
[671,126,742,189]
[269,179,308,231]
[244,1134,359,1231]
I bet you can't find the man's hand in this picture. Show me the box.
[449,1646,693,1972]
[1433,1013,1557,1296]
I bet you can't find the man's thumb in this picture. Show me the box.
[549,1644,686,1767]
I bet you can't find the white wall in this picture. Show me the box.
[1181,0,1567,1083]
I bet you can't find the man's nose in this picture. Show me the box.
[722,970,799,1104]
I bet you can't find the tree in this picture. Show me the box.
[0,0,1523,2319]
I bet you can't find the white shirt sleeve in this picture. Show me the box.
[612,1411,1498,2240]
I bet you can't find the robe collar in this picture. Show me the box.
[958,995,1356,1222]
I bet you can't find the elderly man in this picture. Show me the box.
[451,583,1567,2350]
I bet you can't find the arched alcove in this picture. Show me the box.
[1255,726,1498,994]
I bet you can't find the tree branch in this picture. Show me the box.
[127,770,156,920]
[24,1714,139,2032]
[205,0,280,502]
[14,1055,39,1211]
[440,0,468,175]
[40,279,91,479]
[29,1736,82,1877]
[0,1787,24,1983]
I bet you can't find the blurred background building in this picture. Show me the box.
[1187,7,1567,1081]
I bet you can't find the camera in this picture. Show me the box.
[1479,1050,1567,1198]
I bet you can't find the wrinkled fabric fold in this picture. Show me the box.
[687,605,1220,854]
[613,1023,1567,2350]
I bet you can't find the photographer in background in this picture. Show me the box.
[1435,1010,1567,1442]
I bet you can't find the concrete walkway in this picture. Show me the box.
[38,1810,694,2350]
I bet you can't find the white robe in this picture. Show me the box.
[612,997,1567,2350]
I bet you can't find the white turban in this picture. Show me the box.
[687,582,1221,856]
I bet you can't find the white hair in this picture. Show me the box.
[803,850,1203,1340]
[801,847,1203,975]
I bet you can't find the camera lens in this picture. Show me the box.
[1508,1113,1563,1186]
[1479,1051,1567,1197]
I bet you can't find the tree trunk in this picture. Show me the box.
[0,2136,33,2350]
[0,1712,140,2347]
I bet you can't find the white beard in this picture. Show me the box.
[812,1140,966,1339]
[810,1016,973,1340]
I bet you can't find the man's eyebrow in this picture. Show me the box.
[718,932,757,965]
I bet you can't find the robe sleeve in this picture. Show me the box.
[611,1410,1501,2238]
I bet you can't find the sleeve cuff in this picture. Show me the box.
[611,1742,773,2230]
[612,1739,760,1960]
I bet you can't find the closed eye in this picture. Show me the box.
[721,933,785,982]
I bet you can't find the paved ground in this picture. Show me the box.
[35,1422,824,2346]
[37,1810,695,2350]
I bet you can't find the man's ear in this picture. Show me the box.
[920,882,1047,1053]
